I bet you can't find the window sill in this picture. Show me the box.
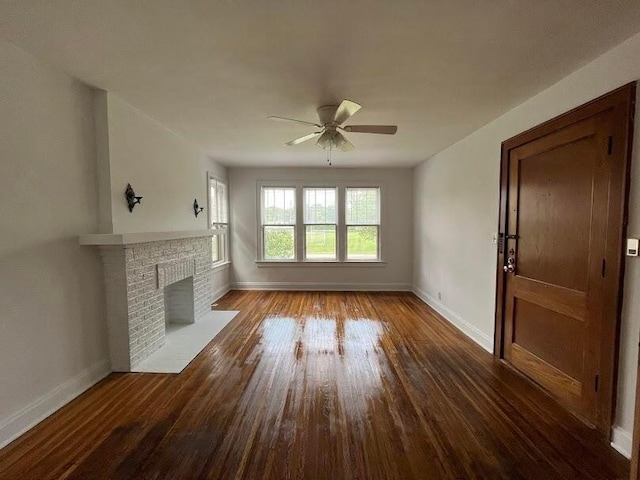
[255,261,387,268]
[211,261,232,273]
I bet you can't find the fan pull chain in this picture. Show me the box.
[327,143,332,166]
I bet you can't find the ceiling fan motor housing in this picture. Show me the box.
[317,105,339,125]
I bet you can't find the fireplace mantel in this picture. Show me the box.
[79,230,215,246]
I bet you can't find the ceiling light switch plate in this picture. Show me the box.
[627,238,639,257]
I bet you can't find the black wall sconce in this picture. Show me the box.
[193,198,204,217]
[125,183,143,212]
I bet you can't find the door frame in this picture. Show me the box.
[493,82,636,437]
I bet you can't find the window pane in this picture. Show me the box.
[210,182,218,224]
[264,226,295,260]
[345,188,380,225]
[211,235,220,262]
[263,187,296,225]
[210,178,228,225]
[217,182,228,223]
[347,226,378,260]
[304,188,336,224]
[305,225,336,260]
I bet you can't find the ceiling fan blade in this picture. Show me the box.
[268,116,321,128]
[336,132,355,152]
[333,100,362,125]
[342,125,398,135]
[284,131,322,146]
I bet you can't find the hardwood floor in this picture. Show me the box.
[0,291,629,479]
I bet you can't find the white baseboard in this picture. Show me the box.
[611,425,633,458]
[233,282,412,291]
[0,359,111,450]
[412,286,493,353]
[212,283,232,303]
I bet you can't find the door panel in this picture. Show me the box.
[516,135,595,292]
[512,299,585,381]
[503,114,610,425]
[510,343,582,407]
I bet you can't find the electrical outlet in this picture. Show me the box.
[492,233,498,245]
[437,292,442,301]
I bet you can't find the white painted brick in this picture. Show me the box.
[98,236,213,372]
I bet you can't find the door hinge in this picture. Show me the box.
[607,136,613,155]
[595,375,599,392]
[601,259,606,277]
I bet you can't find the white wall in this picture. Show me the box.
[96,91,227,234]
[229,167,413,289]
[0,41,110,447]
[413,32,640,455]
[94,91,230,294]
[0,41,232,448]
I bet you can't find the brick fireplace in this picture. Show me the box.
[80,231,215,371]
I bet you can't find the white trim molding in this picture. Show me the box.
[234,282,412,292]
[255,261,387,268]
[0,359,111,450]
[412,286,493,353]
[212,284,232,303]
[79,230,217,246]
[211,261,231,273]
[611,425,633,459]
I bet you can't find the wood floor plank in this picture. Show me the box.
[0,291,629,479]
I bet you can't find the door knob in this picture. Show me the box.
[504,256,516,273]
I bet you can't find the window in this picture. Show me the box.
[304,188,337,261]
[345,188,380,261]
[208,175,229,264]
[261,187,296,260]
[258,183,382,263]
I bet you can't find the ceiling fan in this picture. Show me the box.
[268,99,398,153]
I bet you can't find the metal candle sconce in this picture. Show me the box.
[125,183,143,212]
[193,199,204,217]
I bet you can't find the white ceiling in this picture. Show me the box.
[2,1,640,168]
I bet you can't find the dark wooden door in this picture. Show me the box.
[503,114,611,425]
[496,83,635,435]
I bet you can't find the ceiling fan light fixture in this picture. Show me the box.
[316,130,334,150]
[333,132,347,150]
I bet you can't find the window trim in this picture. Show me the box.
[208,172,230,266]
[256,180,384,264]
